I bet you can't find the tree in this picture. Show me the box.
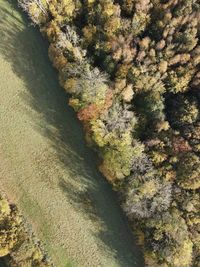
[19,0,48,24]
[0,197,21,257]
[99,131,140,182]
[177,152,200,190]
[123,168,172,219]
[60,62,109,107]
[145,208,193,267]
[0,195,53,266]
[19,0,200,265]
[166,95,199,129]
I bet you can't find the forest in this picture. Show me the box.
[0,193,53,266]
[0,0,199,266]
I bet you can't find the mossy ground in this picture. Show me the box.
[0,1,143,266]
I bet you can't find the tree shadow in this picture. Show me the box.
[0,1,144,266]
[0,257,9,267]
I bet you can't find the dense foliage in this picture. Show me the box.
[0,193,53,266]
[18,0,200,266]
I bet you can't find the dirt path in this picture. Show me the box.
[0,1,144,266]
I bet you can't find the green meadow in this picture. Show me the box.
[0,1,143,266]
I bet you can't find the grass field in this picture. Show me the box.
[0,1,144,266]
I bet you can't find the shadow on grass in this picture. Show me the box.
[0,1,144,266]
[0,257,8,267]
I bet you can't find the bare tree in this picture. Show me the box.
[19,0,47,18]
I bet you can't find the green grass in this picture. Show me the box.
[0,0,144,266]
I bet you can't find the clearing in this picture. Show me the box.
[0,1,143,266]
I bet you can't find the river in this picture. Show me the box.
[0,1,144,266]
